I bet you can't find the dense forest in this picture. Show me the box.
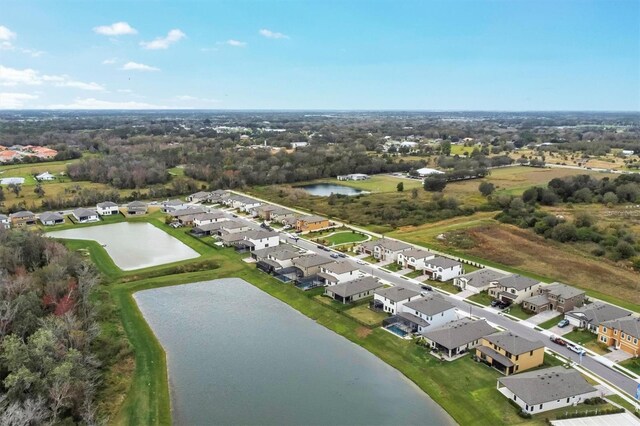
[0,229,104,424]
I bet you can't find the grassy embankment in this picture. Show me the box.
[63,215,565,426]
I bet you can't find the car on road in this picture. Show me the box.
[231,214,238,218]
[549,336,566,346]
[420,285,432,291]
[566,344,586,355]
[338,253,347,258]
[557,319,570,328]
[317,244,324,249]
[330,253,339,259]
[356,260,367,265]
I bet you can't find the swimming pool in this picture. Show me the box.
[386,324,409,337]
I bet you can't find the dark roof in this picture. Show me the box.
[10,210,35,218]
[426,256,462,269]
[374,287,420,303]
[496,275,540,291]
[376,238,412,252]
[292,254,333,268]
[39,211,64,222]
[565,302,632,325]
[457,269,509,288]
[483,331,544,355]
[325,277,382,298]
[297,215,327,224]
[401,248,435,260]
[97,201,118,208]
[601,317,640,339]
[322,261,359,275]
[404,294,454,316]
[477,345,514,367]
[195,212,227,221]
[423,318,497,350]
[73,208,97,217]
[396,312,430,328]
[542,282,585,300]
[498,367,596,406]
[127,201,147,208]
[170,207,204,217]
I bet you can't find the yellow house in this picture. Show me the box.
[597,317,640,357]
[476,331,545,375]
[295,215,330,233]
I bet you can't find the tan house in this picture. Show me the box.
[597,317,640,357]
[522,283,585,314]
[9,211,37,227]
[291,254,334,277]
[488,275,543,304]
[295,215,330,233]
[475,331,545,375]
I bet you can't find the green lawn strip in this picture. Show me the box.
[425,279,461,294]
[532,402,620,422]
[537,315,564,330]
[467,291,493,306]
[383,262,402,272]
[503,304,534,320]
[605,394,640,413]
[404,270,423,279]
[618,358,640,376]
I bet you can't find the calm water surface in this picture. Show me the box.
[299,183,364,196]
[135,278,455,426]
[46,222,199,270]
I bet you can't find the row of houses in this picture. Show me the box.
[0,145,58,163]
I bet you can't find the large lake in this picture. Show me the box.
[135,279,454,426]
[46,222,199,270]
[299,183,364,196]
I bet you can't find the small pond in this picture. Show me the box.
[298,183,364,196]
[46,222,199,270]
[135,278,454,426]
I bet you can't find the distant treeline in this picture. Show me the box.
[66,154,170,189]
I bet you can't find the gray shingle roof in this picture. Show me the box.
[97,201,118,208]
[498,367,596,406]
[401,248,435,259]
[376,238,412,252]
[73,208,97,217]
[523,294,550,307]
[565,302,632,326]
[457,269,509,289]
[404,294,455,316]
[477,345,514,367]
[496,275,540,291]
[375,287,420,303]
[297,215,327,224]
[322,261,359,275]
[194,212,226,221]
[601,317,640,339]
[325,277,383,298]
[483,331,544,355]
[543,282,585,300]
[170,207,204,217]
[396,311,430,327]
[127,201,147,208]
[427,256,462,269]
[10,210,35,218]
[39,211,64,222]
[423,318,497,350]
[292,254,333,268]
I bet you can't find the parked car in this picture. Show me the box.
[317,244,324,249]
[497,301,511,309]
[330,253,339,259]
[557,319,570,328]
[421,285,432,291]
[567,344,586,355]
[338,253,347,258]
[356,260,367,265]
[490,299,500,307]
[549,336,566,346]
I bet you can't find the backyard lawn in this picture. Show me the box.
[345,304,388,326]
[324,231,369,246]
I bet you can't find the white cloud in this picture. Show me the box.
[0,25,17,42]
[0,26,43,56]
[0,66,105,91]
[47,98,167,110]
[117,89,133,93]
[0,92,38,109]
[221,39,247,47]
[102,58,117,65]
[176,95,219,103]
[259,29,289,39]
[120,61,160,71]
[140,29,185,50]
[93,22,137,36]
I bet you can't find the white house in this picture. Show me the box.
[241,230,280,251]
[399,294,457,333]
[72,208,100,224]
[96,201,119,216]
[488,275,543,304]
[337,173,369,181]
[39,211,65,226]
[497,367,598,415]
[416,167,445,177]
[318,261,361,285]
[454,269,510,294]
[423,257,464,282]
[0,214,9,229]
[217,220,251,234]
[373,287,421,315]
[35,172,55,181]
[161,199,188,213]
[193,211,227,227]
[290,141,308,148]
[226,195,262,212]
[397,248,436,271]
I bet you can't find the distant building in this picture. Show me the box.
[337,173,370,181]
[126,201,148,216]
[9,211,36,227]
[72,208,99,224]
[0,177,25,185]
[35,172,55,181]
[39,211,65,226]
[96,202,119,216]
[415,167,445,177]
[0,214,11,229]
[295,215,330,233]
[290,141,309,149]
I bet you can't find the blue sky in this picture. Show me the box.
[1,0,638,110]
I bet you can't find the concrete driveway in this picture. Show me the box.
[527,310,562,326]
[602,349,633,363]
[397,268,413,275]
[548,324,573,336]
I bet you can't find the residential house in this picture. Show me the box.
[295,215,331,233]
[488,275,543,304]
[270,208,296,223]
[216,220,251,235]
[337,174,369,181]
[126,201,148,215]
[225,195,262,212]
[497,367,598,415]
[191,222,225,237]
[96,201,119,216]
[318,261,361,285]
[475,332,545,375]
[598,317,640,356]
[358,238,412,261]
[251,244,299,263]
[323,277,383,304]
[0,214,9,229]
[255,246,303,273]
[373,287,421,314]
[423,256,464,282]
[161,199,188,213]
[522,283,585,314]
[280,215,299,228]
[176,213,206,227]
[193,211,226,227]
[396,248,436,270]
[169,207,205,220]
[236,230,280,251]
[39,211,65,226]
[416,167,445,177]
[9,211,37,227]
[396,294,457,333]
[264,248,303,268]
[291,254,334,277]
[208,190,229,204]
[423,318,497,358]
[187,191,211,203]
[564,302,632,332]
[72,208,99,223]
[35,172,55,181]
[454,269,510,294]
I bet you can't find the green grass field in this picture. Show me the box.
[467,291,493,306]
[537,315,564,330]
[323,231,369,245]
[312,175,423,193]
